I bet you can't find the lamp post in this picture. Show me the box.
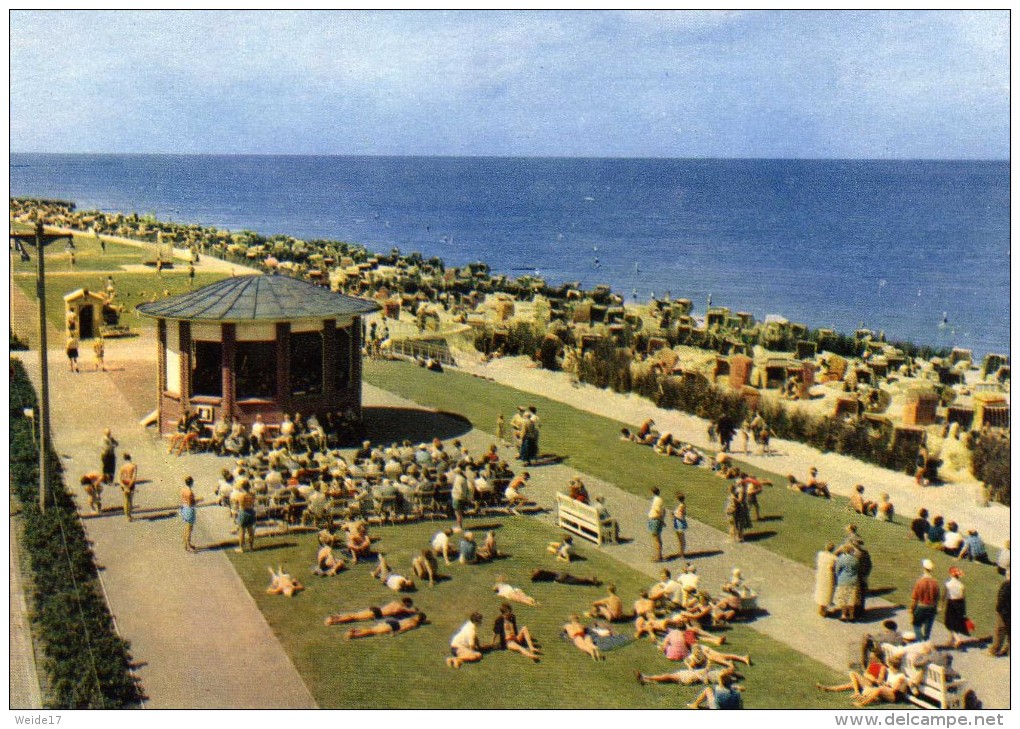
[10,221,73,511]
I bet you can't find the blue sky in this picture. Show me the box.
[9,10,1010,158]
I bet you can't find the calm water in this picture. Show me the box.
[10,154,1010,356]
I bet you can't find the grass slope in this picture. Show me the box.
[228,517,849,709]
[363,360,1002,626]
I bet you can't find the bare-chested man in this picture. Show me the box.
[325,597,417,626]
[344,612,426,640]
[118,454,137,522]
[589,584,624,621]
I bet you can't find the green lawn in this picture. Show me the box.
[11,227,150,273]
[228,516,850,709]
[12,271,227,333]
[363,360,1003,626]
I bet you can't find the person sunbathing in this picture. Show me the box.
[492,603,541,662]
[447,612,484,669]
[344,612,426,640]
[588,584,624,621]
[633,590,656,619]
[476,530,501,561]
[493,578,539,606]
[685,643,751,670]
[547,535,574,562]
[531,568,600,586]
[316,540,347,576]
[345,522,372,565]
[851,655,908,708]
[637,665,736,687]
[817,650,888,695]
[635,612,685,639]
[686,668,745,709]
[371,555,415,592]
[324,597,417,626]
[266,566,304,597]
[563,615,604,661]
[411,549,439,587]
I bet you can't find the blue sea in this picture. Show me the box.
[9,154,1010,357]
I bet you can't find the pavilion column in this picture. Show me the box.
[276,322,291,412]
[221,323,236,419]
[179,320,192,404]
[157,319,167,430]
[351,316,363,414]
[322,319,338,401]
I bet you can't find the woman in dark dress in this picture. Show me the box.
[943,567,977,649]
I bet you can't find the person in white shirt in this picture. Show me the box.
[371,555,414,592]
[942,522,965,557]
[446,612,484,668]
[431,528,455,565]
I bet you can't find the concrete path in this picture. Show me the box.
[362,378,1011,709]
[13,297,315,707]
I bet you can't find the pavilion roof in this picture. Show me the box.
[136,274,380,322]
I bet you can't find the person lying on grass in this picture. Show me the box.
[635,612,726,645]
[344,612,427,640]
[637,665,738,687]
[266,566,304,597]
[587,584,624,621]
[684,643,752,671]
[686,668,745,709]
[324,597,417,626]
[372,555,415,592]
[547,535,575,562]
[447,612,484,669]
[411,549,440,587]
[493,578,539,606]
[531,568,601,586]
[563,614,604,661]
[492,603,541,662]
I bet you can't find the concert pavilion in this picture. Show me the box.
[137,274,380,435]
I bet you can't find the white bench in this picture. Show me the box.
[907,664,968,710]
[556,493,617,545]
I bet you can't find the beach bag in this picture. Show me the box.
[964,617,976,633]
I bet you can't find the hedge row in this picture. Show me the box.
[9,358,143,709]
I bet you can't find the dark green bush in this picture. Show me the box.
[9,358,143,708]
[971,430,1010,506]
[11,328,28,351]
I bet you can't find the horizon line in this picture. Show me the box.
[9,151,1010,164]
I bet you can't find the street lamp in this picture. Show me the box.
[10,221,73,512]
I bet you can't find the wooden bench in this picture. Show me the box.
[556,493,616,545]
[907,664,968,710]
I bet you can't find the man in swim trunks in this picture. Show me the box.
[324,597,417,626]
[180,475,197,552]
[118,453,138,521]
[235,482,257,553]
[637,665,735,687]
[343,612,426,640]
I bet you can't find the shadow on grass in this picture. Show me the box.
[362,406,473,444]
[756,515,784,523]
[204,540,299,553]
[742,530,777,543]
